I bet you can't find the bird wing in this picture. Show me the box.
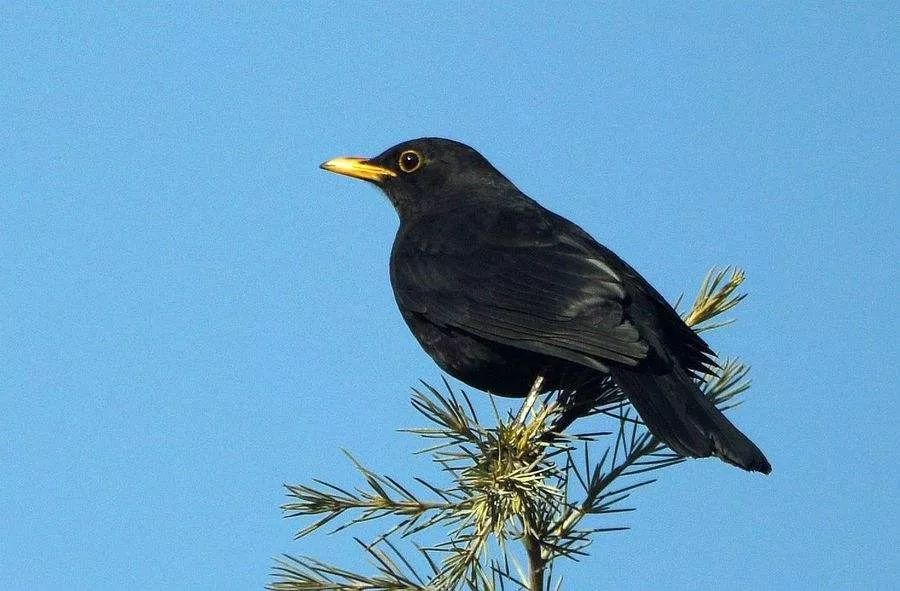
[391,214,651,371]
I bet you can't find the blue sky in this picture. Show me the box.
[1,3,897,589]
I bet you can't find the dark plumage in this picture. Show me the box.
[321,138,771,474]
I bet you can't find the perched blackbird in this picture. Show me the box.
[321,138,770,474]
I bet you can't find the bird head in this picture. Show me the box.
[320,138,513,217]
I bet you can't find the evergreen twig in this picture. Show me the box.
[272,268,756,591]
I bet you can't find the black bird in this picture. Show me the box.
[321,138,770,474]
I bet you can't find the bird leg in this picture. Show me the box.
[515,374,545,425]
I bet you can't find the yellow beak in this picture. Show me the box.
[319,157,396,182]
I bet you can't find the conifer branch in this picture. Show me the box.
[272,268,756,591]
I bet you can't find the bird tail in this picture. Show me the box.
[609,364,771,474]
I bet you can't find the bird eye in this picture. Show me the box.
[398,150,422,173]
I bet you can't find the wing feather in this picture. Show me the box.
[392,238,649,368]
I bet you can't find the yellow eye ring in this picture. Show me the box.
[398,150,423,173]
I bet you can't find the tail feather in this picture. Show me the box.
[610,365,771,474]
